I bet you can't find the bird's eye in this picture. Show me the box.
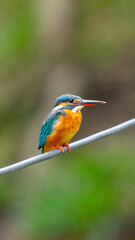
[69,98,74,103]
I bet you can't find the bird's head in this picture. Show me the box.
[54,94,106,112]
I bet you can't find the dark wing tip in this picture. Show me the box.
[38,146,41,150]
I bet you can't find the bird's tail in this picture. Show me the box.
[38,145,44,154]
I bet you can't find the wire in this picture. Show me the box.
[0,118,135,176]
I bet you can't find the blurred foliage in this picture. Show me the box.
[0,0,36,73]
[1,142,135,239]
[0,0,135,239]
[72,0,135,63]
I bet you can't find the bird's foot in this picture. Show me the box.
[55,144,70,154]
[55,146,65,154]
[63,144,71,152]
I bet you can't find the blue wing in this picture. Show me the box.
[38,109,67,153]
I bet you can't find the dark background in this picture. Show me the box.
[0,0,135,239]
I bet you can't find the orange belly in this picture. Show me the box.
[43,109,82,153]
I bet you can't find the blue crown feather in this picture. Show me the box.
[54,94,82,107]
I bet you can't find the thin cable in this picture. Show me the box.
[0,118,135,176]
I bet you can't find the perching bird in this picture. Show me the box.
[38,94,106,154]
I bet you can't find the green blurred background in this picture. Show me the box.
[0,0,135,239]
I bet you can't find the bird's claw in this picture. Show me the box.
[55,144,70,154]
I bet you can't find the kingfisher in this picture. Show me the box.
[38,94,106,154]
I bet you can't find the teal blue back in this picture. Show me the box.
[38,110,67,153]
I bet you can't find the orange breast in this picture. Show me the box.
[44,110,82,152]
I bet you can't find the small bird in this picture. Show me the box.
[38,94,106,154]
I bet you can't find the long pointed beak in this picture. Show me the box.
[78,99,106,106]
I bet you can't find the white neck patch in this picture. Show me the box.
[53,105,63,111]
[53,104,84,113]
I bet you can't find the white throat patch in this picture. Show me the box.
[53,104,84,113]
[72,106,84,113]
